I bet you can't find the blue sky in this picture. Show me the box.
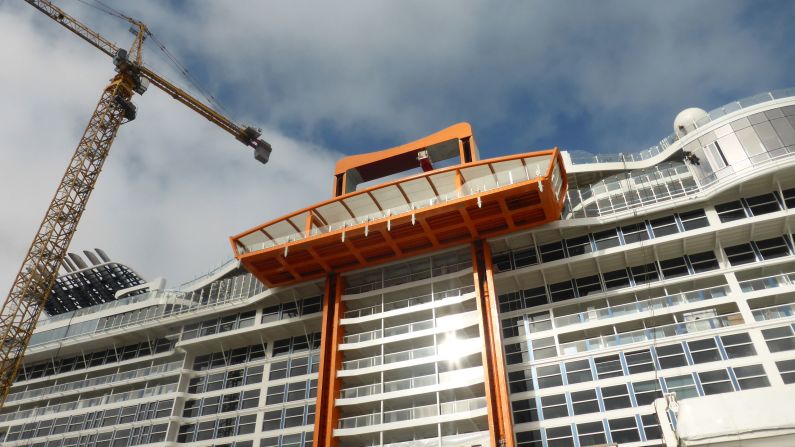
[0,0,794,286]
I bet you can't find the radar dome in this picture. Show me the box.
[674,107,708,137]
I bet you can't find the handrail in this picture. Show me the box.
[343,319,435,344]
[336,396,488,429]
[343,262,472,296]
[752,303,795,321]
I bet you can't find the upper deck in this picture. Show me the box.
[230,125,567,287]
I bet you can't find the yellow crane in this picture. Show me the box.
[0,0,272,408]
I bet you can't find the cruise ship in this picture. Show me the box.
[2,88,795,447]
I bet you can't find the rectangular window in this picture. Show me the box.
[544,425,574,447]
[756,236,791,260]
[262,410,282,431]
[536,365,563,388]
[651,215,679,237]
[746,193,781,216]
[688,251,719,273]
[699,369,734,395]
[762,326,795,352]
[688,338,722,364]
[508,369,533,393]
[287,380,308,401]
[266,385,285,405]
[720,332,756,358]
[540,241,566,263]
[601,384,632,410]
[502,317,523,338]
[633,379,662,405]
[261,305,280,323]
[531,337,557,360]
[593,229,621,250]
[660,256,689,279]
[523,287,548,307]
[621,223,649,244]
[783,187,795,208]
[565,235,592,257]
[514,247,539,268]
[302,296,322,315]
[577,421,606,446]
[527,312,552,333]
[775,359,795,384]
[609,417,641,444]
[625,349,655,374]
[575,275,602,297]
[499,292,523,313]
[594,354,623,379]
[493,252,513,272]
[225,369,244,388]
[290,356,310,377]
[571,389,599,415]
[733,364,770,390]
[512,398,538,423]
[183,400,199,418]
[283,406,305,428]
[505,342,530,365]
[656,344,688,369]
[206,372,225,392]
[630,263,658,285]
[715,200,747,222]
[516,430,543,447]
[201,396,220,415]
[603,268,631,290]
[679,209,709,230]
[540,394,569,419]
[549,280,575,302]
[565,359,593,384]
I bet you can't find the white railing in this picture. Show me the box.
[0,383,177,423]
[559,312,744,355]
[336,396,488,429]
[6,361,182,403]
[344,261,472,295]
[553,285,729,327]
[341,345,437,371]
[343,319,435,344]
[740,272,795,293]
[568,88,795,165]
[753,303,795,321]
[343,285,475,319]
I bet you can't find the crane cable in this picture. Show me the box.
[75,0,232,118]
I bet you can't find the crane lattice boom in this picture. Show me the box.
[0,0,272,408]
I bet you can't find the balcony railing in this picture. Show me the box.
[343,285,475,319]
[568,88,795,165]
[344,262,472,296]
[343,319,435,345]
[337,396,487,429]
[339,366,485,400]
[341,345,438,371]
[6,361,182,403]
[0,383,177,423]
[559,312,744,355]
[753,303,795,321]
[553,285,729,328]
[740,272,795,293]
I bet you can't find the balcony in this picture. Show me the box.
[336,396,487,430]
[342,285,475,320]
[231,150,566,287]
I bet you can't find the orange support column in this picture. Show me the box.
[471,240,515,447]
[313,274,346,447]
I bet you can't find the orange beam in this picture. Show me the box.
[313,274,345,447]
[471,240,515,447]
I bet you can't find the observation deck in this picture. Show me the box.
[231,124,567,287]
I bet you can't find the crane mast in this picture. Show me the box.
[0,0,272,408]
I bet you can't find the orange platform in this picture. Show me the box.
[230,145,567,288]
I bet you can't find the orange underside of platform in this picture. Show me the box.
[238,179,564,288]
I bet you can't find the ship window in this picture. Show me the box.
[266,385,285,405]
[541,394,569,419]
[283,406,304,428]
[182,323,199,340]
[229,347,248,365]
[565,359,593,384]
[52,417,69,435]
[577,421,606,446]
[528,311,552,333]
[493,252,512,272]
[625,349,655,374]
[287,380,307,401]
[775,359,795,384]
[688,338,722,363]
[756,236,791,260]
[782,187,795,209]
[715,200,748,222]
[651,215,679,237]
[608,417,640,443]
[536,364,563,388]
[565,235,592,257]
[272,338,291,356]
[678,209,708,230]
[182,400,199,417]
[516,430,543,447]
[206,373,224,392]
[762,325,795,352]
[603,268,631,290]
[261,305,280,323]
[540,241,566,263]
[502,316,523,338]
[688,251,719,272]
[532,337,557,360]
[544,425,574,447]
[505,342,529,365]
[630,263,658,285]
[549,280,575,302]
[720,332,756,358]
[261,436,279,446]
[149,424,167,443]
[660,256,688,279]
[262,410,282,431]
[733,364,770,390]
[201,396,220,416]
[595,354,623,379]
[523,287,548,307]
[512,398,539,423]
[571,389,599,415]
[746,193,781,215]
[188,376,205,393]
[290,356,309,377]
[633,379,662,405]
[621,223,649,244]
[601,384,632,410]
[499,291,523,313]
[514,247,539,268]
[641,414,662,441]
[656,344,688,369]
[576,275,602,297]
[725,243,756,265]
[508,369,533,393]
[698,369,733,395]
[593,229,621,250]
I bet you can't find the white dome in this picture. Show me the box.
[674,107,708,137]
